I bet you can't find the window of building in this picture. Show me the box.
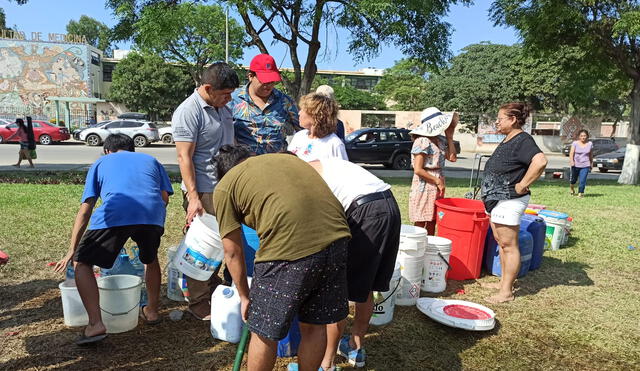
[103,62,115,82]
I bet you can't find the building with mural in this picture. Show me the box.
[0,36,103,125]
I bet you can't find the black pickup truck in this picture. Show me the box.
[344,127,460,170]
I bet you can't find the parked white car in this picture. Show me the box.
[158,125,174,144]
[79,119,160,147]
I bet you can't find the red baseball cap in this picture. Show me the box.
[250,54,282,83]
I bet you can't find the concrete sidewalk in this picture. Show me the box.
[0,162,621,181]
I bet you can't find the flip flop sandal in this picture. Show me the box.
[75,332,108,346]
[140,306,162,325]
[187,308,211,321]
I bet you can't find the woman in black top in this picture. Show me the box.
[481,103,547,304]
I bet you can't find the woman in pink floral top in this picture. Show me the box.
[408,108,458,235]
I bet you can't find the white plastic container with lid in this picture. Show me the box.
[396,225,427,306]
[538,210,569,251]
[210,285,243,343]
[421,236,452,293]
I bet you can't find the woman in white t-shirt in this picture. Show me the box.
[287,93,348,161]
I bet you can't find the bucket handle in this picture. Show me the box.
[473,214,490,222]
[374,274,402,306]
[100,302,140,317]
[437,252,452,271]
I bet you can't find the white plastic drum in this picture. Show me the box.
[416,297,495,331]
[421,236,452,293]
[370,261,401,326]
[396,225,427,306]
[173,213,224,281]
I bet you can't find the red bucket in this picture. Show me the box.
[435,198,490,280]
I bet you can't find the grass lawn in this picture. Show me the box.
[0,173,639,370]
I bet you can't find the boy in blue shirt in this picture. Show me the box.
[55,134,173,345]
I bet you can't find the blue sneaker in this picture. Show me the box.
[337,336,366,368]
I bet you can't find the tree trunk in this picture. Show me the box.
[618,78,640,184]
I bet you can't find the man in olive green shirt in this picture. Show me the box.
[213,145,351,371]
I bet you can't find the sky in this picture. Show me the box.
[1,0,519,71]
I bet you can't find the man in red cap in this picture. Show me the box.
[229,54,300,154]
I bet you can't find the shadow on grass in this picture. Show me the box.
[0,278,239,370]
[1,320,239,370]
[516,256,593,298]
[581,193,604,198]
[364,305,501,370]
[0,279,60,330]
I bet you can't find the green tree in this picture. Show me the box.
[133,2,245,85]
[66,15,113,56]
[108,52,193,120]
[375,59,430,111]
[490,1,640,184]
[107,0,471,99]
[1,0,29,31]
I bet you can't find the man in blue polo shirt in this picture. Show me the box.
[55,134,173,345]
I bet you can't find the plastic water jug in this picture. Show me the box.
[210,285,243,343]
[101,251,147,307]
[131,246,148,307]
[65,261,75,284]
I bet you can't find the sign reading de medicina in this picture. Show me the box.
[0,29,88,44]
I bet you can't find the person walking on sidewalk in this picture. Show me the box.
[6,118,35,168]
[171,62,240,320]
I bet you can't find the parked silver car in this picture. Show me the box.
[158,125,174,144]
[79,120,160,147]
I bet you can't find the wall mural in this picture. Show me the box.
[0,40,90,113]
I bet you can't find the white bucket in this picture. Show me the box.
[166,246,185,302]
[396,225,427,306]
[97,274,142,334]
[370,261,401,326]
[59,281,88,327]
[173,213,224,281]
[399,225,428,252]
[421,236,452,293]
[541,217,566,251]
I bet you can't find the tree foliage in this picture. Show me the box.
[107,0,470,99]
[490,0,640,184]
[108,52,193,120]
[133,2,245,85]
[66,15,114,56]
[375,59,431,111]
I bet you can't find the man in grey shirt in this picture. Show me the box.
[172,62,240,319]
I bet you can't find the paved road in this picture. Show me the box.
[0,140,620,180]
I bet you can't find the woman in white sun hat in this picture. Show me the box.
[408,107,458,235]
